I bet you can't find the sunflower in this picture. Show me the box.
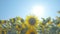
[15,24,22,31]
[16,16,26,28]
[57,23,60,27]
[21,18,27,28]
[25,28,37,34]
[16,16,21,20]
[25,15,39,28]
[21,18,24,23]
[16,16,24,23]
[46,21,52,26]
[10,18,16,24]
[1,20,7,34]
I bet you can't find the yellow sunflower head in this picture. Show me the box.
[16,16,24,23]
[21,18,27,28]
[16,17,26,28]
[25,15,39,28]
[26,28,37,34]
[16,16,21,20]
[15,24,22,31]
[10,18,16,23]
[57,23,60,27]
[46,21,52,26]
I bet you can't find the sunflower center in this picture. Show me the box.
[21,19,24,23]
[18,25,22,28]
[29,18,36,25]
[30,32,35,34]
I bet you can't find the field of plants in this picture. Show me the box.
[0,11,60,34]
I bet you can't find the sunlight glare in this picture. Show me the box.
[31,5,45,18]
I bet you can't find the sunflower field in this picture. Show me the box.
[0,12,60,34]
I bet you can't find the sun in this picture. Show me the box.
[31,5,45,18]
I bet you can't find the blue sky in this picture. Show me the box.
[0,0,60,20]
